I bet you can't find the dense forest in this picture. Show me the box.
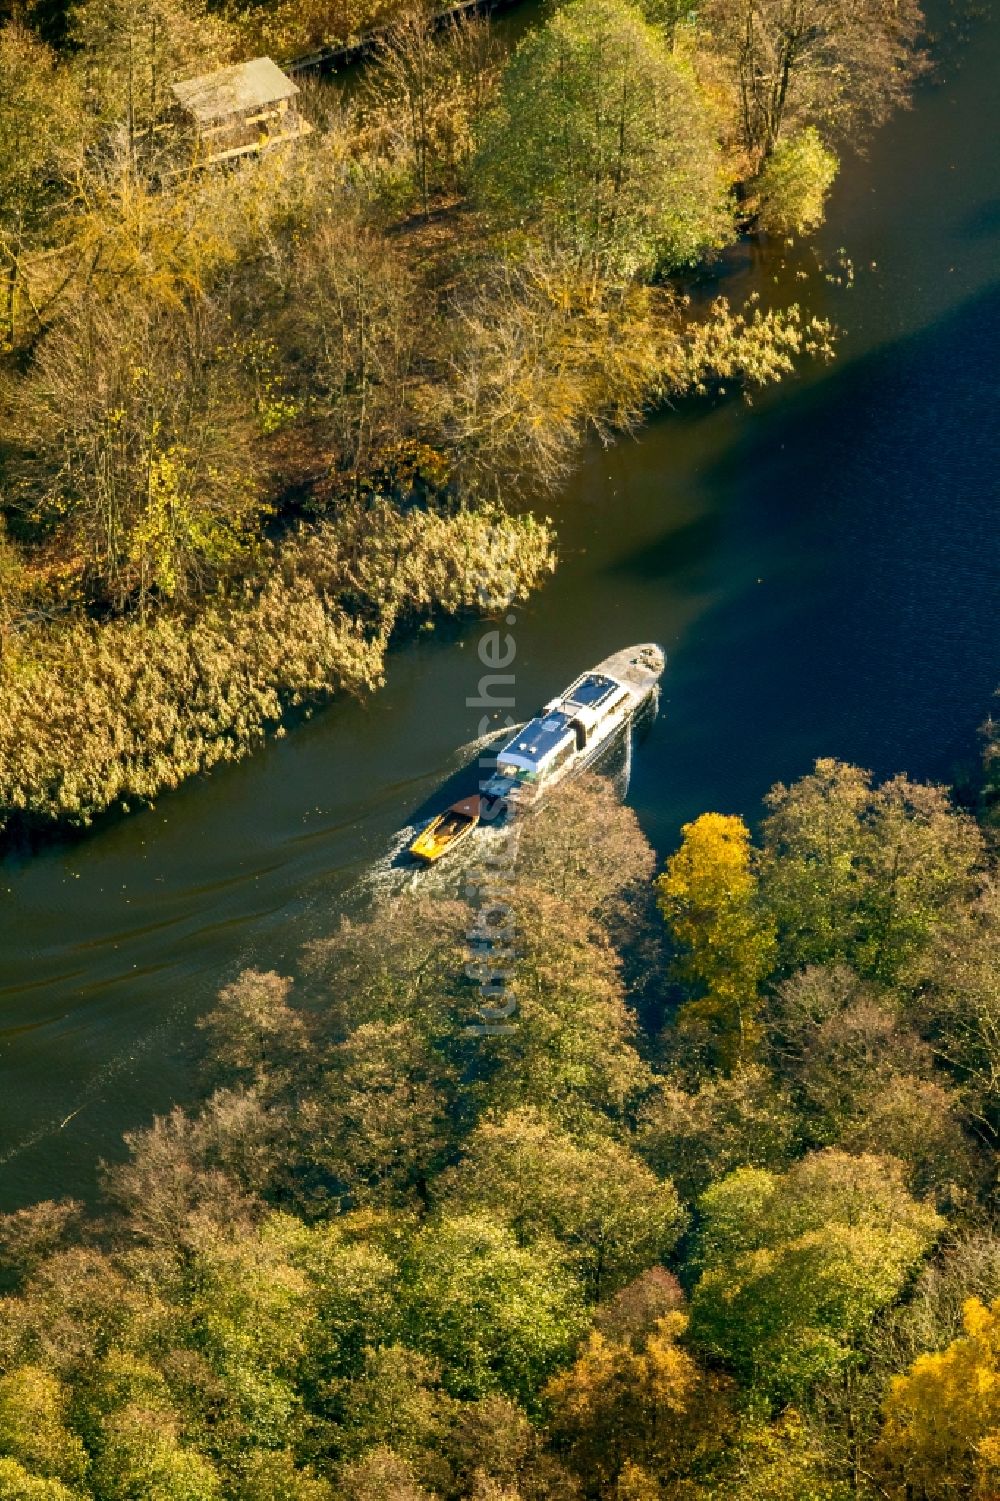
[0,757,996,1500]
[0,0,926,838]
[7,6,993,1494]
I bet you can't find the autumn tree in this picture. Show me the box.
[758,760,871,970]
[370,5,443,215]
[0,1367,87,1488]
[473,886,652,1127]
[511,773,662,993]
[0,1242,160,1377]
[859,775,982,982]
[70,0,235,161]
[657,812,776,1070]
[913,879,1000,1142]
[707,1410,846,1501]
[89,1404,221,1501]
[515,773,656,915]
[877,1296,1000,1500]
[275,211,421,483]
[363,5,499,212]
[401,1212,588,1404]
[0,1201,83,1286]
[766,966,917,1133]
[886,1230,1000,1371]
[688,1150,943,1401]
[294,1017,457,1210]
[639,1064,797,1201]
[760,760,982,983]
[753,126,838,235]
[438,1108,685,1300]
[302,892,469,1042]
[335,1448,428,1501]
[763,962,980,1204]
[64,143,252,314]
[842,1074,979,1205]
[546,1283,734,1495]
[0,24,82,347]
[701,0,927,165]
[165,1222,316,1463]
[337,1345,452,1474]
[474,0,730,281]
[103,1090,280,1247]
[443,251,672,496]
[198,969,308,1083]
[230,1450,334,1501]
[0,1458,79,1500]
[268,1213,401,1388]
[4,289,265,614]
[443,1391,578,1499]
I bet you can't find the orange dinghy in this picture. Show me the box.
[408,796,481,864]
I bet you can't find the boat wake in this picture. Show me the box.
[358,721,530,902]
[360,822,424,902]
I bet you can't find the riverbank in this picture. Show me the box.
[0,761,996,1499]
[1,0,858,846]
[0,502,555,846]
[0,0,996,1218]
[0,282,830,846]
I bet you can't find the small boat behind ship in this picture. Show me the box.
[408,796,482,864]
[482,641,665,811]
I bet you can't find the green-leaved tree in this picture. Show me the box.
[474,0,731,281]
[688,1150,943,1401]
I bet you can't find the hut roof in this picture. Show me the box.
[172,57,299,126]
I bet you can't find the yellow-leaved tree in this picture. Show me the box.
[657,813,776,1070]
[877,1295,1000,1500]
[545,1288,735,1494]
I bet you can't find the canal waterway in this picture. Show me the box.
[0,0,997,1209]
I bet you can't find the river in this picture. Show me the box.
[0,2,997,1210]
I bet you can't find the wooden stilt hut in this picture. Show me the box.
[171,56,311,165]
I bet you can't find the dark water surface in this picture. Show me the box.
[1,5,998,1209]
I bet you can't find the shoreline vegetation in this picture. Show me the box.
[0,0,926,843]
[0,761,997,1498]
[3,6,998,1495]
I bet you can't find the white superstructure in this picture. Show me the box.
[483,643,664,808]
